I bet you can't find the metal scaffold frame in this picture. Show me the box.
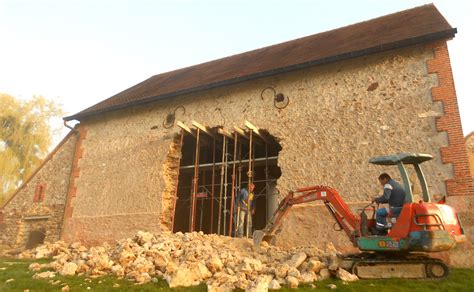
[173,120,279,237]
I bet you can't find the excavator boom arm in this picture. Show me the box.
[254,185,360,246]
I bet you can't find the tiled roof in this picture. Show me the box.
[65,4,455,121]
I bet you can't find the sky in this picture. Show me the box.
[1,0,473,143]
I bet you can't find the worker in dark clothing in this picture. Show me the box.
[236,183,255,237]
[372,173,406,235]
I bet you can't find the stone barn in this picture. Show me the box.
[1,4,473,265]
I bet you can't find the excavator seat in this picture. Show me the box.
[385,207,403,229]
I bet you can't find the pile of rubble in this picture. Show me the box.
[20,231,358,290]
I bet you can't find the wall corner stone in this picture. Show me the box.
[426,40,474,197]
[61,126,87,241]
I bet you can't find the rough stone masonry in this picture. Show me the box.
[63,45,452,246]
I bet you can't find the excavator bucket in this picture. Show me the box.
[252,230,266,248]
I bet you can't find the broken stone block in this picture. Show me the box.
[286,276,299,288]
[300,271,317,283]
[336,268,359,282]
[286,252,307,268]
[28,263,41,271]
[135,272,152,284]
[166,268,195,288]
[287,267,301,279]
[33,271,56,279]
[240,258,263,274]
[308,260,324,273]
[327,283,337,289]
[206,256,224,273]
[247,275,273,292]
[189,262,212,280]
[268,279,281,290]
[318,268,331,280]
[60,262,78,276]
[135,231,155,246]
[328,254,339,271]
[275,264,289,278]
[153,251,169,271]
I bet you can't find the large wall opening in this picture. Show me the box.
[172,121,281,238]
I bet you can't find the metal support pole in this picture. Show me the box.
[191,128,201,232]
[238,142,242,190]
[171,129,184,232]
[246,130,253,238]
[235,141,243,236]
[210,137,216,233]
[199,166,206,231]
[229,133,238,236]
[265,143,269,222]
[223,139,229,236]
[217,136,226,235]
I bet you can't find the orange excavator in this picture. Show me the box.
[253,153,466,279]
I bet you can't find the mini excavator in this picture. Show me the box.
[253,153,466,279]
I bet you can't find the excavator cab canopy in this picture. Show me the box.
[369,153,433,165]
[369,153,434,203]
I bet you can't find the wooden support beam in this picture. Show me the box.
[244,120,272,144]
[233,126,263,145]
[177,121,195,137]
[218,128,234,139]
[177,121,210,146]
[192,121,218,139]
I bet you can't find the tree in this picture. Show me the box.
[0,94,63,204]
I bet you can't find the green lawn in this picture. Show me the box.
[1,257,473,291]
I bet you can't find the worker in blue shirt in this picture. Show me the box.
[236,183,256,237]
[372,173,406,235]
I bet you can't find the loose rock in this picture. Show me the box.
[327,283,337,289]
[60,262,78,276]
[336,268,359,282]
[268,279,281,290]
[286,276,299,288]
[20,231,345,289]
[33,271,56,279]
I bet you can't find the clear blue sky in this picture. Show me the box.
[1,0,473,139]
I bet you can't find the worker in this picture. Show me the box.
[236,183,256,237]
[372,173,406,235]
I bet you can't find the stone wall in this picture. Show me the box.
[0,131,77,248]
[62,43,458,248]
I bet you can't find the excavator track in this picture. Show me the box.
[342,253,449,279]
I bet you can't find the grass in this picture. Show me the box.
[0,257,473,291]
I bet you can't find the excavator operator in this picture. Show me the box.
[372,173,406,235]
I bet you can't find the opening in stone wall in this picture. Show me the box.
[172,123,281,238]
[25,228,46,249]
